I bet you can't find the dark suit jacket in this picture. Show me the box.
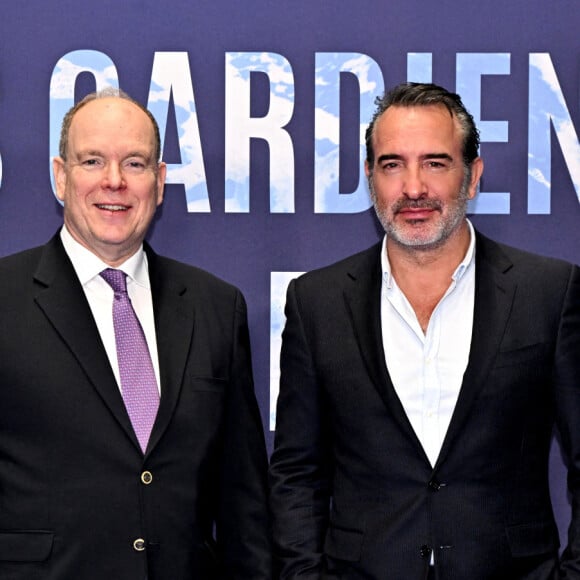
[269,232,580,580]
[0,232,271,579]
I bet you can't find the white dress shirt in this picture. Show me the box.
[60,226,161,393]
[380,220,476,467]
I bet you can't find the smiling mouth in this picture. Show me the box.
[96,204,129,212]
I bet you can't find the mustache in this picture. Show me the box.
[391,198,443,213]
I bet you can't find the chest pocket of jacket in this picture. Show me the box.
[493,342,550,369]
[189,377,228,393]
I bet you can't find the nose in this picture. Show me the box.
[102,162,126,190]
[402,165,427,199]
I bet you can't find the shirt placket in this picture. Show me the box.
[422,310,441,466]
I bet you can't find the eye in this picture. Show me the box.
[423,159,450,171]
[123,158,149,173]
[380,160,402,173]
[81,158,104,169]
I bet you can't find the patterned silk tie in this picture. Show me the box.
[100,268,159,453]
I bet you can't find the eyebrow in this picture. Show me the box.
[74,149,103,157]
[376,152,454,164]
[422,153,453,161]
[74,149,153,161]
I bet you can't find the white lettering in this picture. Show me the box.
[528,53,580,214]
[148,52,210,212]
[225,52,295,213]
[457,53,511,215]
[314,52,383,213]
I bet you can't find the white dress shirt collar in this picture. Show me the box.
[60,225,150,287]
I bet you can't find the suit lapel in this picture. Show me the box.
[33,234,138,448]
[343,243,426,454]
[145,246,195,454]
[435,233,517,467]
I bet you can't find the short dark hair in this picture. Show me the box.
[365,82,480,168]
[58,87,162,163]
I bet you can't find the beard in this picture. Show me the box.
[371,170,471,251]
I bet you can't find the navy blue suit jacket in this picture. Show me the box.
[0,232,271,579]
[270,231,580,579]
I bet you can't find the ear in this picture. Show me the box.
[364,159,372,179]
[467,157,484,200]
[53,157,67,203]
[155,162,167,206]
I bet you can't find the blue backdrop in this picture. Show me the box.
[1,0,578,547]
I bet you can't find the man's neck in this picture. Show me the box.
[386,221,472,333]
[387,220,471,280]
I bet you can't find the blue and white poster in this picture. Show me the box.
[0,0,578,545]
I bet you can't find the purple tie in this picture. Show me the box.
[100,268,159,453]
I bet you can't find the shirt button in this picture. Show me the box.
[133,538,146,551]
[141,471,153,485]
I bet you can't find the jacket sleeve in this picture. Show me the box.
[217,289,273,579]
[553,264,580,578]
[269,278,333,579]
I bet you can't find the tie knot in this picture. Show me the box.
[100,268,128,294]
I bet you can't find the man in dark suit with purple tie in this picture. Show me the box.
[0,88,271,579]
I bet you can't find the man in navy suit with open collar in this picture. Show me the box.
[269,82,580,579]
[0,88,271,579]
